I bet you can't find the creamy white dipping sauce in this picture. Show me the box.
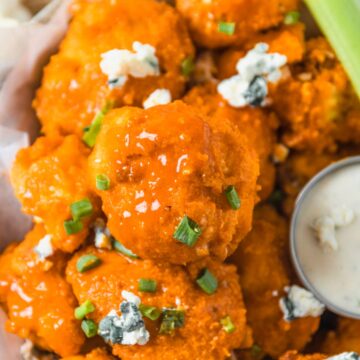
[293,158,360,317]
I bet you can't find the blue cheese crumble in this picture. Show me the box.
[217,43,287,108]
[98,290,150,346]
[93,218,112,250]
[143,89,172,109]
[327,353,360,360]
[100,42,160,89]
[279,285,325,322]
[312,205,355,251]
[33,234,53,261]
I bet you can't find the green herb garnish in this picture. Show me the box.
[284,11,300,25]
[83,101,113,148]
[113,239,139,259]
[224,185,241,210]
[159,308,185,334]
[139,304,161,320]
[64,219,83,235]
[218,21,236,35]
[138,278,157,293]
[181,56,195,77]
[81,319,98,338]
[173,215,202,247]
[196,268,218,295]
[70,198,93,220]
[75,300,95,320]
[96,174,110,191]
[220,316,235,333]
[76,254,101,273]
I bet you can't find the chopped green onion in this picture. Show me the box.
[181,56,195,77]
[173,215,202,247]
[113,239,139,259]
[220,316,236,333]
[218,21,236,35]
[83,101,113,148]
[64,219,83,235]
[304,0,360,98]
[138,278,157,293]
[139,304,161,320]
[81,319,98,338]
[75,300,96,320]
[196,268,218,295]
[251,344,263,358]
[76,254,101,273]
[70,198,93,220]
[159,308,185,334]
[224,185,241,210]
[96,174,110,191]
[283,11,300,25]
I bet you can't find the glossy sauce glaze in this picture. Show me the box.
[88,101,259,264]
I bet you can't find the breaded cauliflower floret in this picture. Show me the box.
[175,0,300,49]
[217,24,306,80]
[66,247,248,360]
[88,101,259,263]
[34,0,194,137]
[184,83,277,200]
[11,135,100,253]
[0,224,85,357]
[272,37,360,153]
[230,206,321,358]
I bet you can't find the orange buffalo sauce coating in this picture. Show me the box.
[88,101,259,263]
[217,24,306,80]
[272,37,360,153]
[11,135,100,253]
[175,0,299,49]
[62,348,115,360]
[0,224,85,357]
[66,247,248,360]
[183,83,277,200]
[231,206,320,358]
[34,0,194,137]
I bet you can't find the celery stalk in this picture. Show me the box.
[304,0,360,98]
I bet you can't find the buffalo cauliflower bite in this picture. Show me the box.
[230,206,321,358]
[88,101,259,264]
[0,224,85,357]
[66,247,248,360]
[272,37,360,153]
[10,135,100,253]
[34,0,194,137]
[183,83,277,200]
[217,23,306,80]
[175,0,299,49]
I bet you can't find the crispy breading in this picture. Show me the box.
[66,247,248,360]
[175,0,299,48]
[231,206,320,358]
[88,101,259,263]
[34,0,194,137]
